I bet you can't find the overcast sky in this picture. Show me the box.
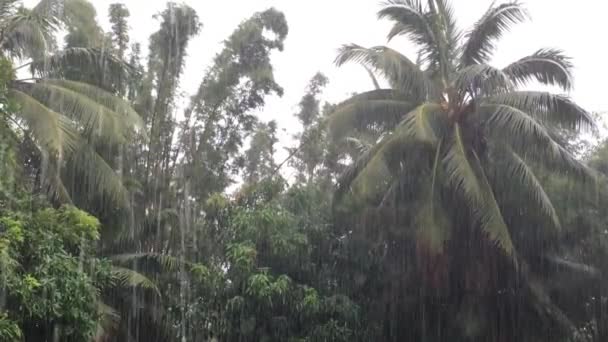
[42,0,608,166]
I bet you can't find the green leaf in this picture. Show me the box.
[329,98,414,141]
[460,1,528,66]
[415,141,451,254]
[484,91,594,131]
[10,89,78,156]
[43,79,145,136]
[335,44,436,100]
[66,142,129,207]
[22,82,132,144]
[444,124,513,254]
[453,63,512,97]
[503,49,573,91]
[110,266,160,296]
[497,146,561,229]
[483,103,595,180]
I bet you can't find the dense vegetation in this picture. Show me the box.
[0,0,607,341]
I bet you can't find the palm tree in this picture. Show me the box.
[331,0,596,340]
[0,2,157,339]
[0,0,143,207]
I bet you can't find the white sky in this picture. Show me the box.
[35,0,608,165]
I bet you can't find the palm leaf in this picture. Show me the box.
[20,82,132,144]
[497,146,561,229]
[444,124,513,254]
[503,49,573,91]
[484,91,594,131]
[453,63,512,97]
[460,1,528,66]
[110,266,160,296]
[40,153,73,204]
[346,107,444,204]
[415,140,451,254]
[328,98,414,141]
[378,0,442,69]
[43,79,145,135]
[399,102,444,143]
[335,44,436,100]
[66,142,129,207]
[425,0,460,81]
[110,253,183,272]
[335,138,389,204]
[29,47,138,89]
[483,104,595,180]
[1,10,53,59]
[10,89,78,155]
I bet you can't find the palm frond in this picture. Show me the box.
[40,154,73,204]
[42,79,145,135]
[399,102,445,143]
[497,146,561,229]
[483,104,594,180]
[484,91,594,131]
[335,44,436,100]
[453,63,512,97]
[30,47,137,86]
[343,107,443,204]
[1,9,54,59]
[415,141,451,254]
[378,0,442,70]
[19,82,132,144]
[110,253,183,272]
[425,0,460,81]
[460,1,528,66]
[110,266,160,296]
[335,138,389,204]
[328,98,414,141]
[444,124,513,254]
[503,49,573,91]
[66,142,130,207]
[10,89,78,155]
[485,104,560,154]
[433,0,460,47]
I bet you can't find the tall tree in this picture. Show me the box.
[289,72,330,184]
[179,7,288,201]
[108,3,130,96]
[330,0,595,340]
[243,120,278,184]
[63,0,104,48]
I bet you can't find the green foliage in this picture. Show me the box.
[181,7,287,199]
[0,203,109,341]
[0,2,606,342]
[329,1,601,340]
[0,313,21,341]
[63,0,104,48]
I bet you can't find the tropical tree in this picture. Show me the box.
[0,0,143,210]
[331,0,596,340]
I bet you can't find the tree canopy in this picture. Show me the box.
[0,1,607,341]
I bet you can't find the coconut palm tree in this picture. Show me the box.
[0,0,143,207]
[331,0,596,340]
